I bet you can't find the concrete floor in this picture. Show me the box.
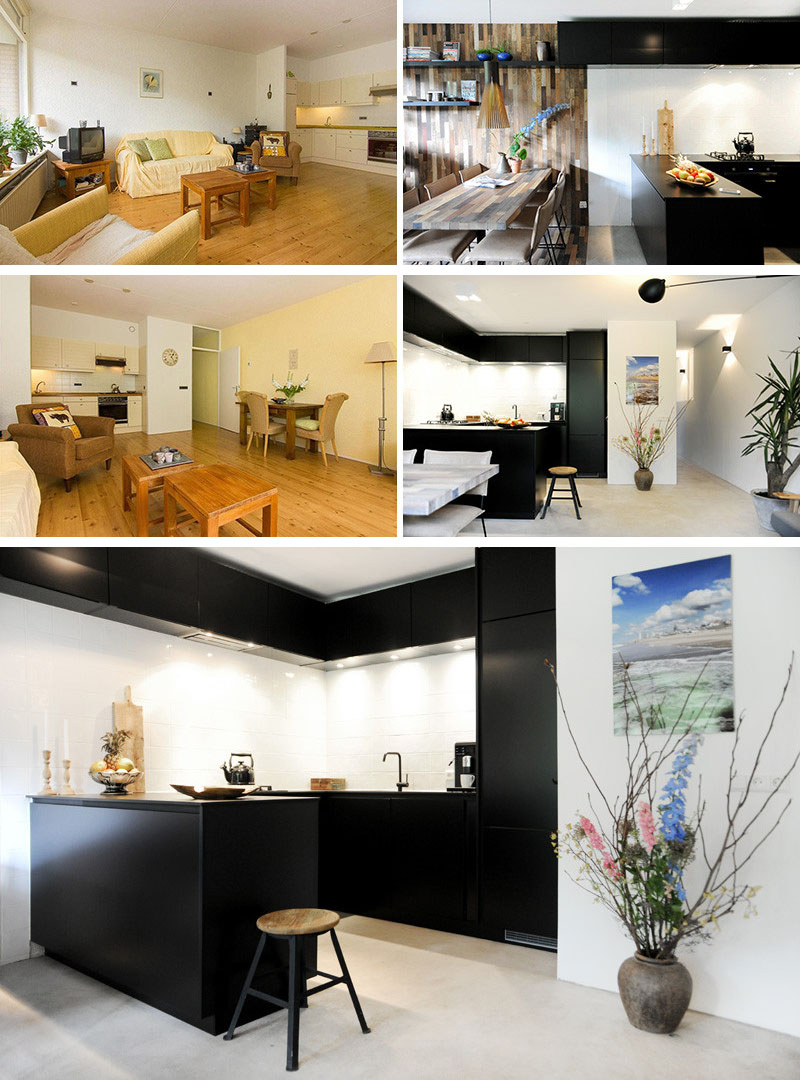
[1,917,798,1080]
[460,459,774,537]
[587,226,646,264]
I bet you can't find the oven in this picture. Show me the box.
[367,130,396,164]
[98,395,128,425]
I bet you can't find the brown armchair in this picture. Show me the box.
[249,138,302,184]
[9,404,115,492]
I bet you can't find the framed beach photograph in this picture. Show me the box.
[612,555,734,736]
[625,355,659,404]
[140,68,163,98]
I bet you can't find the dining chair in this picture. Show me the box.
[423,174,458,199]
[521,168,568,249]
[403,449,493,537]
[245,393,283,458]
[458,163,487,183]
[461,187,558,265]
[403,188,421,240]
[292,392,349,466]
[402,449,417,464]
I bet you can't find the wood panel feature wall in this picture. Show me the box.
[403,24,588,228]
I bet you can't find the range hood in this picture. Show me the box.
[369,83,396,96]
[95,354,125,367]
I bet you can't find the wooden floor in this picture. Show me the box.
[35,163,397,265]
[35,423,397,538]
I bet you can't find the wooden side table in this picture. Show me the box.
[180,170,251,241]
[121,453,199,537]
[163,465,278,537]
[52,158,114,200]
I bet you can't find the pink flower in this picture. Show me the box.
[637,801,657,853]
[579,816,621,881]
[649,426,654,439]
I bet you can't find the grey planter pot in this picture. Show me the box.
[634,468,654,491]
[751,489,778,532]
[618,953,693,1034]
[9,149,27,167]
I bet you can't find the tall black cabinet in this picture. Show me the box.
[567,331,607,478]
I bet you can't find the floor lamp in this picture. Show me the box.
[365,341,396,476]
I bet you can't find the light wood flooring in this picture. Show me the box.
[35,423,397,538]
[35,163,397,265]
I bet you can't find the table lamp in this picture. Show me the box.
[364,341,396,476]
[33,114,47,132]
[232,127,242,137]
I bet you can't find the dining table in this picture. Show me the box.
[403,463,500,516]
[403,169,552,232]
[237,398,323,460]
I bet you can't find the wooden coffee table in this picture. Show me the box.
[180,170,251,240]
[163,465,278,537]
[222,166,277,209]
[122,453,199,537]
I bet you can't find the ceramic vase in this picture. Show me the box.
[536,41,550,62]
[634,468,654,491]
[617,953,693,1034]
[491,152,511,177]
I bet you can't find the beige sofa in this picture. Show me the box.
[13,187,200,264]
[116,130,234,198]
[0,440,40,536]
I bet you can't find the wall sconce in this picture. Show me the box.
[267,83,273,99]
[722,345,732,353]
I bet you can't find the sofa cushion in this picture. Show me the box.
[32,408,82,439]
[260,131,289,157]
[295,418,320,431]
[128,138,152,161]
[0,223,43,264]
[75,435,113,460]
[145,137,173,161]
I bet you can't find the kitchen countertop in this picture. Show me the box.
[630,154,760,200]
[32,391,143,397]
[693,154,800,164]
[404,422,551,430]
[297,125,396,131]
[28,791,314,810]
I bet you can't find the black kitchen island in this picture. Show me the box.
[29,793,318,1035]
[631,154,764,264]
[403,423,565,519]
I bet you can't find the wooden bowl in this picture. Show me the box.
[666,170,717,189]
[170,784,250,800]
[495,420,532,428]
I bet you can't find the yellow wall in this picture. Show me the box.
[220,278,397,468]
[192,349,218,426]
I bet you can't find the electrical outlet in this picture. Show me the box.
[289,348,299,370]
[731,775,788,794]
[579,200,587,209]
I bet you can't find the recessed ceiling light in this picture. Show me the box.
[310,30,318,34]
[84,278,94,284]
[207,652,213,657]
[122,288,131,293]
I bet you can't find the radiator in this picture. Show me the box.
[0,157,49,230]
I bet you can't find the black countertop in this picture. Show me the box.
[404,422,553,431]
[694,154,800,165]
[29,789,472,808]
[630,154,760,200]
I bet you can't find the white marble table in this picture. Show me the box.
[403,463,500,516]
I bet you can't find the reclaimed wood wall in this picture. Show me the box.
[403,24,588,227]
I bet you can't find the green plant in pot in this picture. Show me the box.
[271,371,309,402]
[506,129,527,174]
[741,343,800,531]
[8,116,51,166]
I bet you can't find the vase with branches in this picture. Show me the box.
[741,343,800,501]
[550,655,798,1032]
[611,383,688,490]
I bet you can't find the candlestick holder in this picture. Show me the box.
[38,750,56,796]
[651,136,657,156]
[641,134,648,156]
[60,759,76,796]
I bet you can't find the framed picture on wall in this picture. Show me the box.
[140,68,164,98]
[625,355,659,404]
[611,554,734,736]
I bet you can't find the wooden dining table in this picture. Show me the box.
[237,398,323,460]
[403,169,552,232]
[403,463,500,516]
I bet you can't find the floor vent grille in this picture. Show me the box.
[505,930,558,951]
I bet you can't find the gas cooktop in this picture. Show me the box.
[707,151,773,163]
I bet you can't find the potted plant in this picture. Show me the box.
[8,115,51,166]
[611,385,687,490]
[741,343,800,531]
[507,129,528,173]
[477,41,512,60]
[551,656,799,1034]
[271,371,309,402]
[0,120,11,175]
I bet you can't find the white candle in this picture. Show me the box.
[43,709,50,750]
[642,116,645,136]
[651,120,655,140]
[63,718,69,759]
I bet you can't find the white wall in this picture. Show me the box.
[326,651,476,791]
[28,15,257,164]
[607,320,678,485]
[679,278,800,494]
[404,345,567,424]
[588,67,800,225]
[144,316,192,435]
[257,45,287,131]
[0,276,31,432]
[555,547,800,1038]
[30,305,140,395]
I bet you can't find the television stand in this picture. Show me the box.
[52,158,114,201]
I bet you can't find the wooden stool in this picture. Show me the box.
[163,464,278,537]
[775,491,800,513]
[225,908,370,1072]
[541,466,582,520]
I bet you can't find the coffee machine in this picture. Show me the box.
[450,742,477,792]
[550,401,565,422]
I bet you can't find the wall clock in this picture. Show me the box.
[162,348,179,367]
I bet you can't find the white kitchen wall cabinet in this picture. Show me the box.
[296,81,319,107]
[372,69,397,88]
[341,74,372,104]
[319,78,342,105]
[60,339,96,372]
[31,335,62,369]
[124,345,139,374]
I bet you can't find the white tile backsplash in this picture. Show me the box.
[0,594,477,965]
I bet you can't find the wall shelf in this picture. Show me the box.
[403,100,478,108]
[403,60,557,68]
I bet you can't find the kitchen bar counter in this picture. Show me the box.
[32,391,143,397]
[630,153,764,264]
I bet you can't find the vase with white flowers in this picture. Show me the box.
[271,372,309,402]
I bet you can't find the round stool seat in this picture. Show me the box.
[257,907,340,937]
[549,466,577,476]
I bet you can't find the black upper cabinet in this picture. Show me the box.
[198,559,268,646]
[407,292,479,361]
[0,548,109,612]
[557,20,612,65]
[407,292,443,348]
[478,336,496,363]
[529,336,566,364]
[402,286,416,334]
[267,584,325,659]
[612,21,663,65]
[493,336,530,364]
[662,20,723,65]
[567,330,606,361]
[326,584,412,660]
[478,549,555,623]
[411,568,476,647]
[476,336,565,363]
[107,550,199,629]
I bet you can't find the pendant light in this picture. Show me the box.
[638,275,790,304]
[476,0,510,132]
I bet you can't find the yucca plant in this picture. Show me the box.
[741,343,800,496]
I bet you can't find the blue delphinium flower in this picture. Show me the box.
[658,734,702,901]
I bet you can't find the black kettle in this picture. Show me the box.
[440,403,454,422]
[221,753,255,785]
[733,132,755,155]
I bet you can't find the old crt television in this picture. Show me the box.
[59,127,105,164]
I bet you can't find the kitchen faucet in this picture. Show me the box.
[325,116,332,127]
[512,403,518,419]
[35,380,46,393]
[382,751,409,792]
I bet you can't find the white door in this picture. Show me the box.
[218,346,240,433]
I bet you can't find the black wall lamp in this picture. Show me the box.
[722,345,732,353]
[638,275,789,304]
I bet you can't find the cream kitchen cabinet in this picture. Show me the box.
[372,69,397,89]
[31,335,62,369]
[318,78,341,106]
[95,342,126,362]
[291,129,309,155]
[312,130,336,160]
[127,396,143,431]
[341,74,373,105]
[296,81,319,107]
[61,339,96,372]
[335,130,367,166]
[124,345,140,374]
[34,396,98,416]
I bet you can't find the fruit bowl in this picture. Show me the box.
[666,161,717,189]
[495,418,532,428]
[90,767,142,796]
[170,784,251,800]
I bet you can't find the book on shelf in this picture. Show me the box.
[461,79,478,102]
[406,47,441,60]
[442,42,460,61]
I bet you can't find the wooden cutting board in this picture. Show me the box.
[113,686,145,792]
[658,99,675,157]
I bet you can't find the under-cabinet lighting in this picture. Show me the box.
[453,644,463,651]
[207,652,213,657]
[183,630,259,652]
[285,672,295,679]
[455,293,482,302]
[336,663,344,668]
[390,654,399,661]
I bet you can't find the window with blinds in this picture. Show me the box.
[0,41,19,118]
